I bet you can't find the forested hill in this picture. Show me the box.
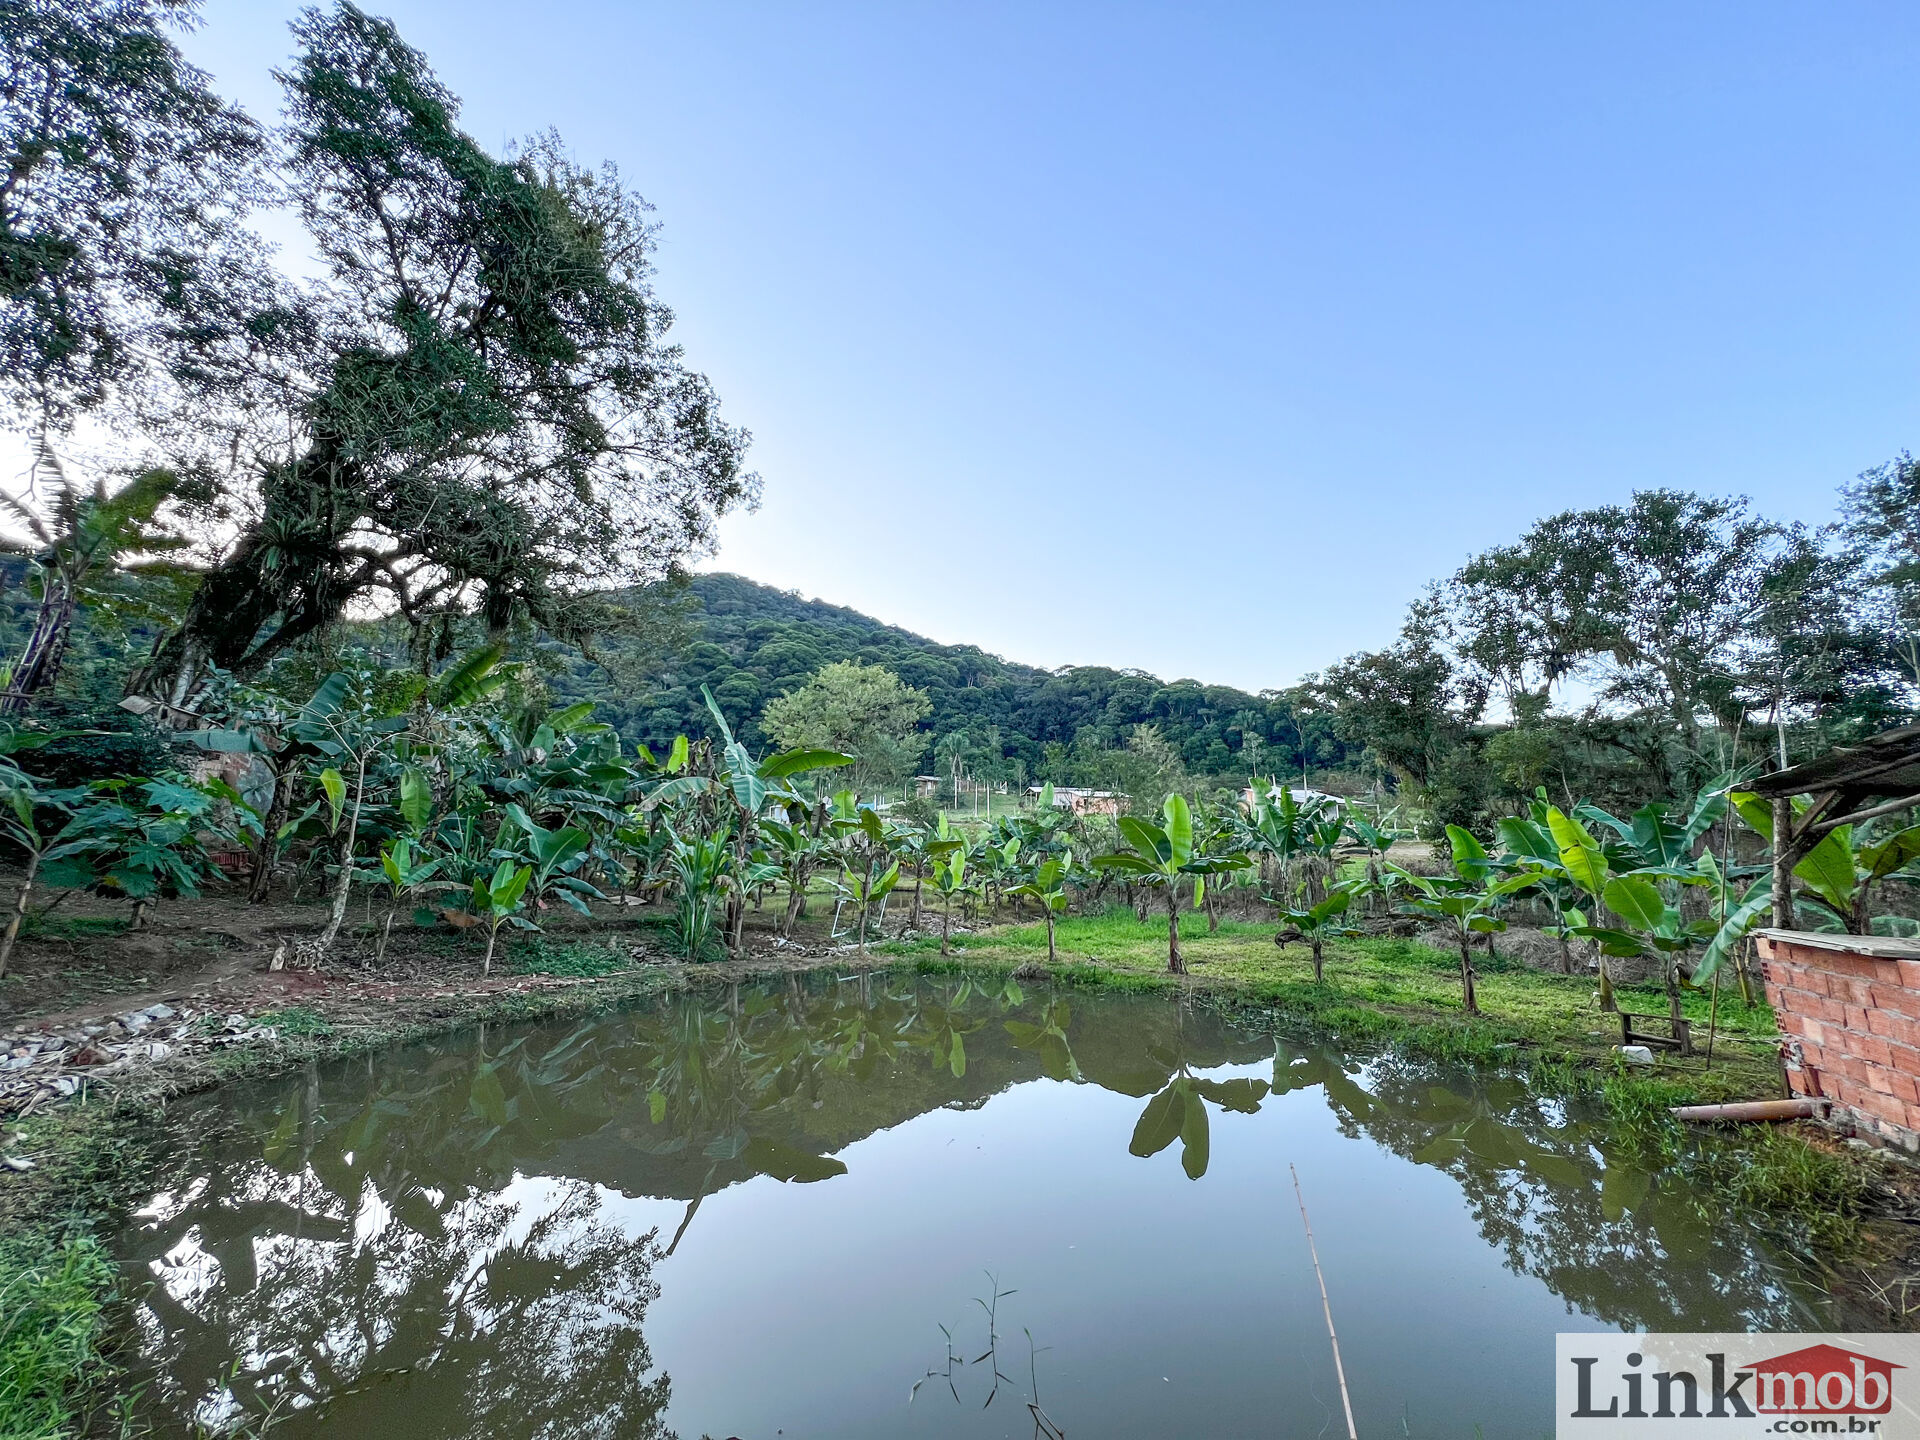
[557,573,1351,783]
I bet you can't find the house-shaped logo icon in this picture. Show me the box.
[1749,1343,1901,1415]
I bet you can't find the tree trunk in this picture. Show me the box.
[1667,958,1691,1055]
[1311,935,1323,985]
[1457,928,1479,1014]
[377,906,396,965]
[1205,881,1219,932]
[0,580,77,713]
[783,876,805,937]
[248,755,292,904]
[942,895,952,956]
[1771,795,1794,929]
[1166,887,1184,974]
[310,753,368,956]
[1045,911,1056,964]
[0,851,40,979]
[483,922,498,977]
[912,863,924,929]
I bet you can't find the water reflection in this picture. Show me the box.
[119,973,1817,1436]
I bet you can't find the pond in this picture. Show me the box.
[115,973,1828,1438]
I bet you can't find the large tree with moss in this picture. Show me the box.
[122,3,754,704]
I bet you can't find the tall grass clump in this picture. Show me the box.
[0,1235,115,1439]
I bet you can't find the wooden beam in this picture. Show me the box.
[1805,792,1920,839]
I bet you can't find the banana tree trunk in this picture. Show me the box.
[249,753,291,904]
[1456,926,1479,1014]
[0,577,77,713]
[1165,887,1184,974]
[0,850,40,979]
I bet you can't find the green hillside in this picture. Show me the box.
[553,573,1352,786]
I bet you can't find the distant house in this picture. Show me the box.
[912,775,942,800]
[1026,785,1124,817]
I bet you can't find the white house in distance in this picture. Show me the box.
[1025,785,1124,817]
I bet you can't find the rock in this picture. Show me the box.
[51,1075,78,1096]
[1614,1044,1656,1066]
[121,1013,152,1033]
[146,1041,172,1061]
[142,1003,176,1021]
[2,1154,34,1172]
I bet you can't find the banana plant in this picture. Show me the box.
[830,796,901,954]
[1495,801,1586,974]
[666,824,731,959]
[702,687,851,953]
[1568,869,1716,1046]
[1092,794,1251,974]
[469,859,533,977]
[495,804,606,918]
[1273,882,1362,984]
[927,838,975,956]
[1732,791,1920,935]
[366,837,451,964]
[1007,854,1073,964]
[1389,828,1536,1016]
[0,737,88,978]
[1544,804,1622,1010]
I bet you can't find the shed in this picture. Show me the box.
[1749,721,1920,926]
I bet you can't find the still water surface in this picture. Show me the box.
[117,974,1826,1437]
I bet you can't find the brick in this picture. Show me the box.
[1853,1088,1907,1127]
[1871,986,1920,1020]
[1857,1033,1895,1068]
[1847,1005,1875,1034]
[1904,1102,1920,1136]
[1893,1015,1920,1050]
[1888,1070,1919,1105]
[1889,1042,1920,1077]
[1899,960,1920,991]
[1868,1007,1898,1038]
[1866,1066,1897,1095]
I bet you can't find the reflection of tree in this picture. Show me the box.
[1279,1044,1814,1331]
[121,972,1814,1434]
[126,1107,670,1436]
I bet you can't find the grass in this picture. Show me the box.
[507,936,634,978]
[255,1004,334,1039]
[21,914,129,942]
[0,1235,115,1440]
[884,905,1779,1062]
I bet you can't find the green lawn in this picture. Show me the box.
[881,906,1779,1069]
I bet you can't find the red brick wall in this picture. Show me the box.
[1757,929,1920,1150]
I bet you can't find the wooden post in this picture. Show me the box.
[1772,795,1793,929]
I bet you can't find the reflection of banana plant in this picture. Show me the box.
[1129,1070,1270,1180]
[1007,855,1072,963]
[1003,998,1079,1081]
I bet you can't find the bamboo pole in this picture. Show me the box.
[1291,1163,1357,1440]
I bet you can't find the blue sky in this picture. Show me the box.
[177,2,1920,691]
